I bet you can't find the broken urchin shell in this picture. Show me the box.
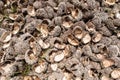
[67,35,79,46]
[36,21,49,38]
[33,60,47,74]
[62,16,73,29]
[27,5,36,17]
[38,38,50,49]
[71,8,83,21]
[0,31,12,43]
[104,0,116,5]
[25,49,38,65]
[111,68,120,79]
[54,52,65,62]
[82,32,91,44]
[9,14,19,21]
[92,32,102,43]
[73,26,84,40]
[12,22,21,34]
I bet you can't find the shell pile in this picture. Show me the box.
[0,0,120,80]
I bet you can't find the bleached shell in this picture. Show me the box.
[12,23,20,34]
[2,41,11,49]
[71,8,83,21]
[34,61,47,73]
[82,33,91,44]
[115,12,120,19]
[0,14,3,21]
[24,76,32,80]
[104,0,116,5]
[73,26,84,40]
[38,39,50,49]
[101,75,110,80]
[51,63,58,71]
[86,22,96,33]
[117,32,120,38]
[9,14,18,20]
[54,43,66,49]
[67,35,79,46]
[27,5,36,16]
[102,59,114,68]
[111,68,120,79]
[25,49,38,65]
[0,76,7,80]
[63,45,70,57]
[62,72,72,80]
[54,53,65,62]
[36,23,49,38]
[62,16,73,29]
[1,63,17,76]
[0,31,12,43]
[92,32,102,43]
